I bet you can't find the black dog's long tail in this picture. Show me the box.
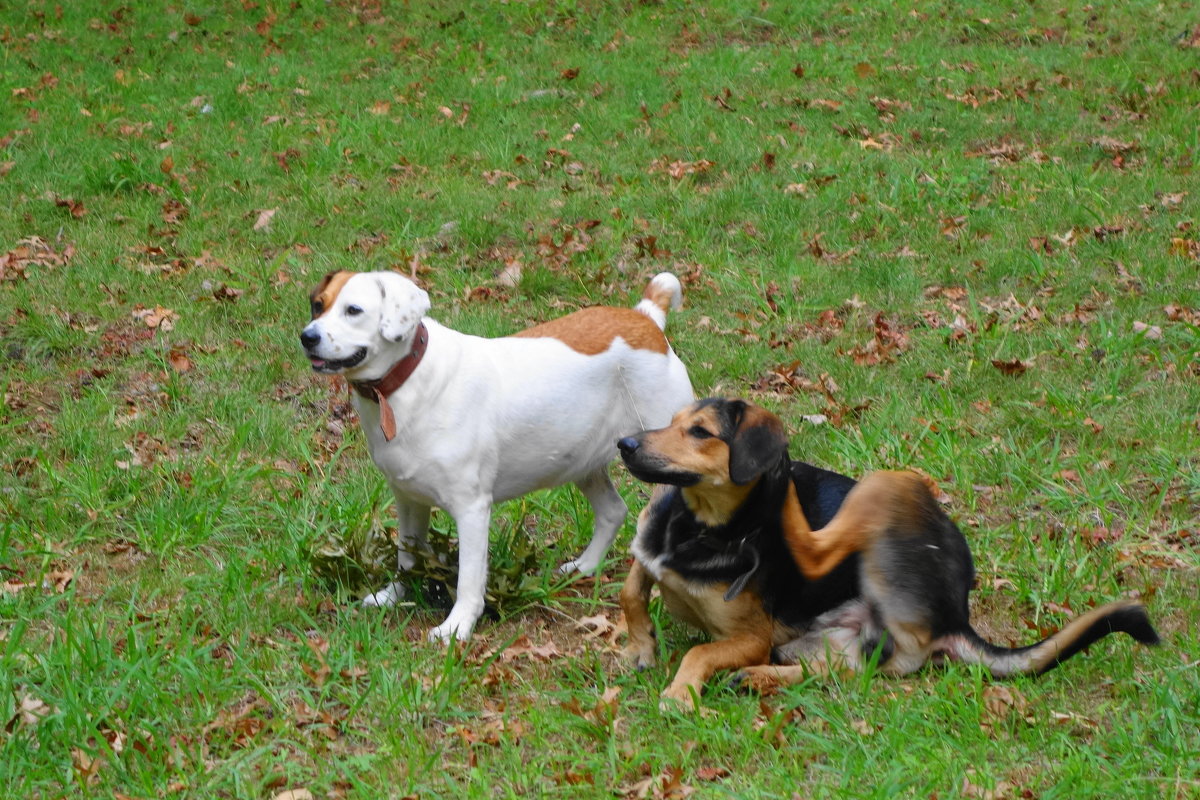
[942,601,1160,676]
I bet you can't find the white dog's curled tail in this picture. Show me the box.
[634,272,684,330]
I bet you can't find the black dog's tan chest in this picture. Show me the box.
[653,568,769,640]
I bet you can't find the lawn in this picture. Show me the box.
[1,1,1197,797]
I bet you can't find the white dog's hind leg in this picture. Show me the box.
[362,496,431,608]
[428,499,491,643]
[559,469,627,575]
[392,495,432,570]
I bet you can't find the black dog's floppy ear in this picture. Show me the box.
[725,400,789,486]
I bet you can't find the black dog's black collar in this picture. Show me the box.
[694,528,763,602]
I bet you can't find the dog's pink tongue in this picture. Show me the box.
[309,358,326,368]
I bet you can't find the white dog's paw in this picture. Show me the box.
[427,606,480,644]
[557,556,600,576]
[427,619,473,644]
[361,581,406,608]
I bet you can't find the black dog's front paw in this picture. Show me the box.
[731,666,783,695]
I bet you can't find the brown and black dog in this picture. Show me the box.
[616,398,1159,706]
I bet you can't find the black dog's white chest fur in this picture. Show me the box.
[632,491,762,599]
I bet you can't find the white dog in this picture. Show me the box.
[300,270,694,642]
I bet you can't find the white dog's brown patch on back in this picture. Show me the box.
[511,306,669,355]
[309,270,354,318]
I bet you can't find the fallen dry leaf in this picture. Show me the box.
[982,685,1028,721]
[54,197,87,218]
[623,766,694,800]
[167,348,193,373]
[561,686,622,728]
[1131,321,1162,340]
[961,772,1014,800]
[8,693,54,730]
[842,312,910,366]
[496,258,522,288]
[1159,191,1187,208]
[990,358,1030,376]
[204,694,269,749]
[1049,710,1098,730]
[575,613,616,640]
[72,747,104,787]
[1168,237,1199,260]
[0,235,75,281]
[806,233,857,264]
[253,208,278,231]
[212,284,245,302]
[694,766,731,782]
[44,569,74,593]
[1164,303,1199,325]
[131,305,177,331]
[301,636,332,688]
[850,719,877,736]
[115,433,174,470]
[1080,526,1123,547]
[648,157,715,180]
[1180,24,1200,48]
[271,789,314,800]
[495,634,564,663]
[162,199,188,225]
[1027,236,1053,254]
[1092,135,1137,156]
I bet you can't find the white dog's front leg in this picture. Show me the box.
[362,495,431,608]
[428,499,491,643]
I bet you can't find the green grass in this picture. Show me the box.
[1,1,1197,797]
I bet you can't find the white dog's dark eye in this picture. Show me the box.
[688,425,714,439]
[345,304,363,316]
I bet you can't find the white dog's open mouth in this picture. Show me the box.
[307,347,367,373]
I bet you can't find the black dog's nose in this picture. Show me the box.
[617,437,639,457]
[299,329,320,349]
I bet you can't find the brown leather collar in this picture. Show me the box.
[348,322,428,441]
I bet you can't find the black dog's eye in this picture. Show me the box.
[688,425,714,439]
[345,304,363,316]
[310,300,323,316]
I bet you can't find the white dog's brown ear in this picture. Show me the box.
[374,271,430,342]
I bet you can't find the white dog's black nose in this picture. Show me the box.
[617,437,640,457]
[299,329,320,349]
